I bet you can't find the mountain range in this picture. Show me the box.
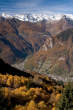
[0,13,73,79]
[2,13,73,22]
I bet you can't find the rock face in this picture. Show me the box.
[40,37,54,51]
[24,28,73,78]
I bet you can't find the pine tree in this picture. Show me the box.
[57,83,73,110]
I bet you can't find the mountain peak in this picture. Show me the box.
[2,12,13,19]
[1,13,73,22]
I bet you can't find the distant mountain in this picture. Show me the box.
[45,15,73,36]
[2,13,73,22]
[1,13,73,36]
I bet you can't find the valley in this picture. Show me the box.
[0,13,73,110]
[0,13,73,80]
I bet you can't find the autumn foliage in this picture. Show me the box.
[0,73,63,110]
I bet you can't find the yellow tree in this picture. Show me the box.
[27,100,38,110]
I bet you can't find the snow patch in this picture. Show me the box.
[1,12,73,22]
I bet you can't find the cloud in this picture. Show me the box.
[15,2,37,8]
[15,0,40,8]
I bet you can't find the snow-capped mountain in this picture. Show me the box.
[2,13,13,19]
[1,12,73,22]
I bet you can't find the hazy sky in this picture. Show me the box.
[0,0,73,14]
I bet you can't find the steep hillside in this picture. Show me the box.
[24,28,73,79]
[0,58,64,110]
[0,17,48,64]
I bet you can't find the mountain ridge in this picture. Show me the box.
[2,13,73,22]
[1,13,73,68]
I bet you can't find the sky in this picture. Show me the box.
[0,0,73,14]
